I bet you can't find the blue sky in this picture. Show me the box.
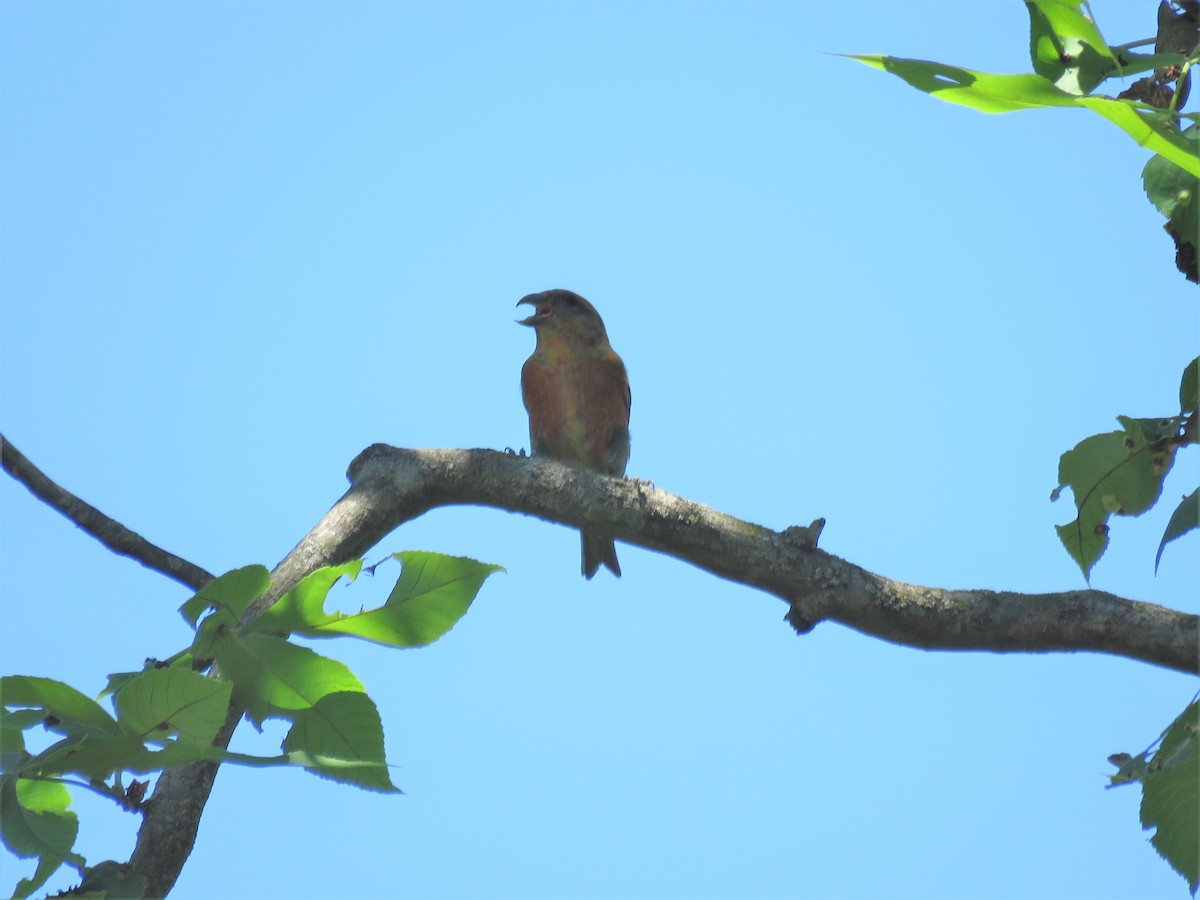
[2,2,1197,898]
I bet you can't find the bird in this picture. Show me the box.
[517,289,631,578]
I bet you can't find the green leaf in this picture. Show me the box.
[1144,128,1200,222]
[5,675,310,782]
[1112,50,1192,79]
[363,552,498,647]
[283,692,397,793]
[102,655,200,702]
[1143,126,1200,281]
[12,853,68,900]
[76,861,149,899]
[1180,356,1199,413]
[179,565,271,627]
[250,552,500,649]
[847,56,1070,112]
[1107,750,1151,787]
[1026,0,1118,95]
[0,677,188,779]
[191,607,234,661]
[1053,419,1179,579]
[24,728,275,780]
[1,710,39,773]
[0,776,84,899]
[1,676,120,736]
[1076,98,1200,178]
[1053,518,1106,579]
[846,55,1200,178]
[1,777,80,859]
[131,738,227,771]
[213,633,364,727]
[1156,489,1200,573]
[1,709,44,732]
[59,735,301,777]
[1141,702,1200,894]
[114,668,232,746]
[1118,415,1183,450]
[23,732,150,780]
[249,560,364,635]
[100,669,144,701]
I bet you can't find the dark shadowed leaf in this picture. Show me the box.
[76,860,149,899]
[1141,702,1200,894]
[0,776,83,899]
[1156,490,1199,573]
[1179,356,1199,412]
[1053,417,1179,579]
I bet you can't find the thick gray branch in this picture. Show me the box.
[330,445,1198,675]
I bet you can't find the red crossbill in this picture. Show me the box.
[518,289,631,578]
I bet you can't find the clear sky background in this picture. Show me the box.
[2,2,1197,898]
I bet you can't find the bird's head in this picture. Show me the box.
[517,289,609,345]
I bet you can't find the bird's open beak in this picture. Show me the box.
[516,295,545,327]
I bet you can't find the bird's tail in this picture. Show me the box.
[581,531,621,579]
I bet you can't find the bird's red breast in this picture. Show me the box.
[521,347,630,475]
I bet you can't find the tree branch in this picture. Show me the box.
[8,440,1196,896]
[327,445,1198,675]
[0,434,213,591]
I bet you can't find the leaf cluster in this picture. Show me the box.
[850,7,1199,893]
[1052,357,1198,580]
[848,0,1200,281]
[0,551,499,898]
[1109,700,1200,895]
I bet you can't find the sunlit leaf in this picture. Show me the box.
[249,560,364,635]
[114,668,231,746]
[179,565,271,627]
[1026,0,1117,94]
[214,633,364,727]
[846,54,1200,177]
[1,676,119,736]
[1078,98,1200,178]
[283,691,397,793]
[249,552,500,649]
